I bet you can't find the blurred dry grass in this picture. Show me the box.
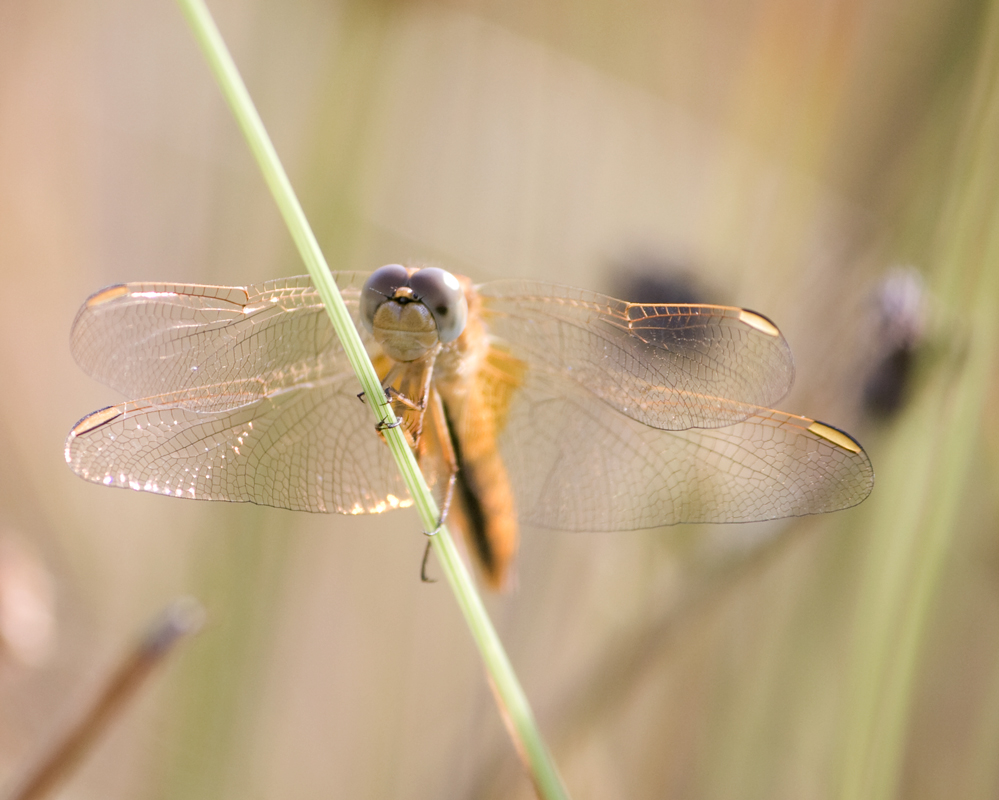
[0,0,997,798]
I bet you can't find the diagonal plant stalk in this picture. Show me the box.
[174,1,569,797]
[836,2,999,797]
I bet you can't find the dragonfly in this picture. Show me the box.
[66,265,874,588]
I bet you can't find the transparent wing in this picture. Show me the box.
[65,376,412,514]
[69,273,372,400]
[479,280,795,430]
[498,372,873,531]
[67,272,867,527]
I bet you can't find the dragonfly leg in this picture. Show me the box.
[359,361,404,404]
[381,358,435,448]
[421,472,456,536]
[420,540,437,583]
[370,388,425,443]
[369,363,425,439]
[385,385,426,412]
[424,389,458,535]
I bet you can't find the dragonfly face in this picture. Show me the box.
[361,264,468,361]
[66,266,874,588]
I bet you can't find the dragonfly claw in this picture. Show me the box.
[358,386,396,405]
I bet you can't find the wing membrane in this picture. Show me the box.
[70,273,372,399]
[65,376,411,515]
[499,372,873,531]
[479,280,795,430]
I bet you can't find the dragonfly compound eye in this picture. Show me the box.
[361,264,410,334]
[408,267,468,343]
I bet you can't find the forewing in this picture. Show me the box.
[499,372,873,532]
[479,280,795,430]
[65,376,412,515]
[70,273,372,401]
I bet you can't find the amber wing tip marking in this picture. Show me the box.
[71,406,124,437]
[737,309,781,338]
[807,420,863,454]
[85,284,130,308]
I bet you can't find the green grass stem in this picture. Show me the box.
[174,0,569,796]
[837,3,999,797]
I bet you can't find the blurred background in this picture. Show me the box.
[1,0,997,798]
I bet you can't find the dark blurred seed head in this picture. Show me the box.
[607,252,710,306]
[862,267,927,420]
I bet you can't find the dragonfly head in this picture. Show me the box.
[362,264,469,362]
